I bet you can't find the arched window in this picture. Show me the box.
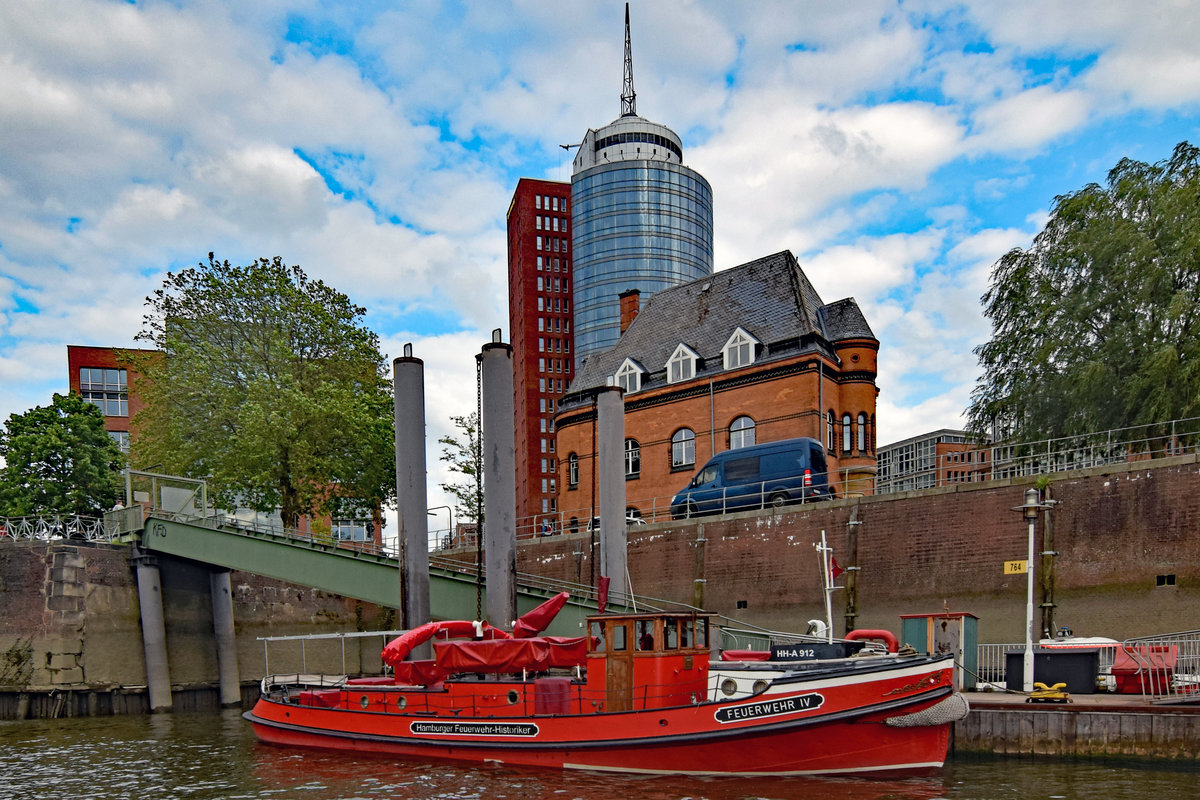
[730,416,756,449]
[826,411,836,451]
[842,413,852,453]
[857,413,868,452]
[624,439,641,478]
[671,428,696,468]
[567,453,579,488]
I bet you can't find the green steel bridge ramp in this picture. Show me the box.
[129,513,648,637]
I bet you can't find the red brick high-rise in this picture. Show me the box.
[507,178,574,534]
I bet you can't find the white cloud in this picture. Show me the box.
[2,0,1200,468]
[968,86,1093,152]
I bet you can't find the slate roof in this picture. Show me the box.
[566,250,875,399]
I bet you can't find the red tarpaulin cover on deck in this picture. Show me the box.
[434,636,589,674]
[512,592,570,638]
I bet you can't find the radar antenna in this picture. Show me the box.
[620,3,636,117]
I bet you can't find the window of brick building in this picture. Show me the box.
[666,343,698,384]
[624,439,640,478]
[671,428,695,468]
[730,416,755,449]
[614,358,643,394]
[80,367,128,416]
[722,327,759,370]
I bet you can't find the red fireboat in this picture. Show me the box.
[245,589,967,777]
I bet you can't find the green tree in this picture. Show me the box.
[969,141,1200,442]
[437,412,483,526]
[132,254,395,529]
[0,393,124,517]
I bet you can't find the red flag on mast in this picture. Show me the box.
[830,557,845,582]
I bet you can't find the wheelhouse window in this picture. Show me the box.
[614,358,644,394]
[730,416,756,449]
[666,343,699,384]
[722,327,760,370]
[624,439,641,478]
[671,428,695,468]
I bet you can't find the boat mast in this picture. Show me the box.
[815,530,836,643]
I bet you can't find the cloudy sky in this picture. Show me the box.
[4,0,1200,519]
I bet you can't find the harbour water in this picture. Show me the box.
[1,709,1196,800]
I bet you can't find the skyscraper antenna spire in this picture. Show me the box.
[620,3,636,117]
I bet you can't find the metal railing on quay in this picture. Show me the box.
[975,634,1200,701]
[0,514,107,542]
[1122,630,1200,702]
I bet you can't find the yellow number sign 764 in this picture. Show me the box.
[1004,560,1028,575]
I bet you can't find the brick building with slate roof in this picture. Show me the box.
[553,250,879,528]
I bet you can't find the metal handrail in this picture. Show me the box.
[0,514,107,541]
[975,635,1200,701]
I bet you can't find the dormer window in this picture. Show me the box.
[666,343,699,384]
[723,327,760,370]
[614,358,644,394]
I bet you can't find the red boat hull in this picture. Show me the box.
[245,657,961,777]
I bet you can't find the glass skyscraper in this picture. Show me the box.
[569,14,714,369]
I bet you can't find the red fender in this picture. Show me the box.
[845,629,899,653]
[382,620,511,667]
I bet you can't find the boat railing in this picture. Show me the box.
[256,629,408,677]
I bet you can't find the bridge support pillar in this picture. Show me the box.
[132,549,172,712]
[210,569,242,707]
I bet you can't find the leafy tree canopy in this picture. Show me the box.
[438,412,482,526]
[0,392,124,517]
[969,141,1200,443]
[132,254,395,529]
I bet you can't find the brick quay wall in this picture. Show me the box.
[514,455,1200,641]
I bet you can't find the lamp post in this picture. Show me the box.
[1013,487,1054,692]
[427,505,453,551]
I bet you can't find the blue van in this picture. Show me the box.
[670,437,833,518]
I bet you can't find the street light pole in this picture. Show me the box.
[427,505,453,551]
[1014,487,1054,693]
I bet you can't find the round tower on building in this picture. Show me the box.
[570,5,714,370]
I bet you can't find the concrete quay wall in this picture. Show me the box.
[0,540,391,719]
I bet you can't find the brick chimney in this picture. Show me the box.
[619,289,641,334]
